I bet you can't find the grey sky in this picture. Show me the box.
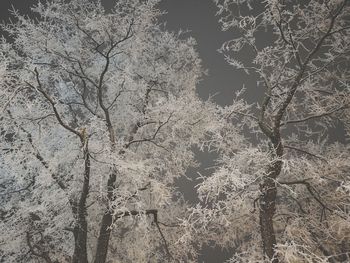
[157,0,261,106]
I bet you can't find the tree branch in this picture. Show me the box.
[284,145,328,163]
[114,209,173,260]
[125,113,173,149]
[26,68,82,140]
[278,179,332,213]
[274,0,346,128]
[6,110,68,191]
[0,178,35,196]
[281,105,348,126]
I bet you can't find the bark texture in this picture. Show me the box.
[94,173,116,263]
[72,140,90,263]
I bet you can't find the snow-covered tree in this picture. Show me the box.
[0,0,211,262]
[195,0,350,262]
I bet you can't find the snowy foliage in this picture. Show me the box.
[193,0,350,262]
[0,0,213,262]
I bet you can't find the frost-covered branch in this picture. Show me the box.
[26,68,83,140]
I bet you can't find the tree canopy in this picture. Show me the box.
[194,0,350,262]
[1,0,350,262]
[0,0,213,262]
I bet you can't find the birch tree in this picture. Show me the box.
[194,0,350,262]
[0,0,210,262]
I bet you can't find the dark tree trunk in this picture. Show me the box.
[72,143,90,263]
[259,176,278,263]
[94,173,116,263]
[93,101,144,263]
[94,212,113,263]
[72,220,88,263]
[259,137,283,263]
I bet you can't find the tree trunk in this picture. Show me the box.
[259,176,278,263]
[72,143,90,263]
[259,138,283,263]
[72,220,88,263]
[94,173,116,263]
[94,212,113,263]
